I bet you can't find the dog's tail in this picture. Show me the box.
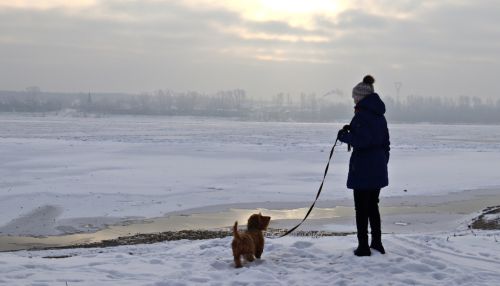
[233,221,240,240]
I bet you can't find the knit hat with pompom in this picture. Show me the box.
[352,75,375,98]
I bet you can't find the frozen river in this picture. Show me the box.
[1,114,500,236]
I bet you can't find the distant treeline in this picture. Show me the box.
[1,89,500,124]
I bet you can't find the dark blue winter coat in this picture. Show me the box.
[338,93,390,190]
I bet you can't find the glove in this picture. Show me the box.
[337,129,347,140]
[337,124,350,139]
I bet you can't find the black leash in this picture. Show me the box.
[279,138,339,237]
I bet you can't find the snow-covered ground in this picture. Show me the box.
[1,114,500,285]
[1,232,499,285]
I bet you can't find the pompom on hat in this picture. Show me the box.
[352,75,375,99]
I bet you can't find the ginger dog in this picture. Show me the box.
[232,213,271,268]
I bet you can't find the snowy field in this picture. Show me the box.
[1,114,500,285]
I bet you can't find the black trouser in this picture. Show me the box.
[353,189,381,243]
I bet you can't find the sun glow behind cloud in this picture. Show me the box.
[184,0,347,29]
[180,0,348,62]
[219,25,330,43]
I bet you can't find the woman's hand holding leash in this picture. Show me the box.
[338,124,351,152]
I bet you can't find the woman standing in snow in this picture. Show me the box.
[337,75,390,256]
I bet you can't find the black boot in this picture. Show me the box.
[368,189,385,254]
[369,223,385,254]
[370,235,385,254]
[354,236,371,257]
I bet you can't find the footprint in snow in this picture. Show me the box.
[402,262,433,273]
[189,277,210,283]
[149,259,163,265]
[211,260,232,270]
[421,258,447,270]
[432,273,447,280]
[291,241,313,249]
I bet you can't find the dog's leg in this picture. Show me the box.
[255,248,263,259]
[255,240,264,259]
[234,253,243,268]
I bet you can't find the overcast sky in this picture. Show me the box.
[1,0,499,99]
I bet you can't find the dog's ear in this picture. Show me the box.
[261,215,270,229]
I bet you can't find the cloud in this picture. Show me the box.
[0,0,499,98]
[0,0,96,10]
